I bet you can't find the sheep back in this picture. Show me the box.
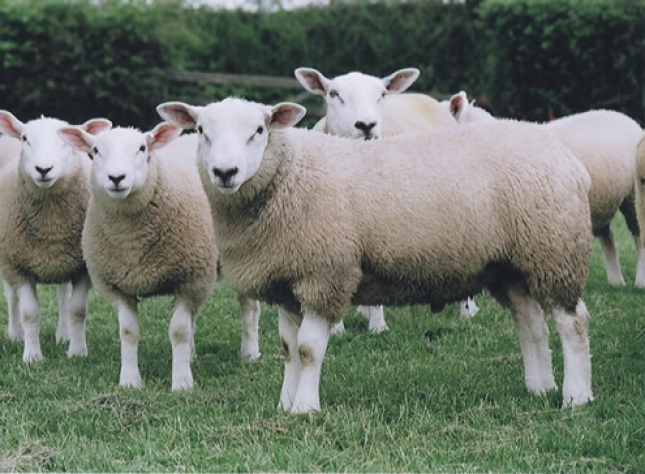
[209,119,591,320]
[545,110,641,231]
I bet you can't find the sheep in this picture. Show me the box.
[0,111,112,363]
[445,91,645,287]
[157,97,594,414]
[294,67,477,328]
[0,133,21,170]
[57,122,223,390]
[634,134,645,270]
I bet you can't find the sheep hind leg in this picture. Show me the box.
[596,225,626,286]
[239,295,261,362]
[18,281,43,363]
[66,276,90,357]
[5,281,22,341]
[278,306,303,411]
[116,300,143,388]
[290,309,332,414]
[506,287,557,396]
[55,282,71,343]
[619,197,645,287]
[553,300,593,407]
[357,305,388,333]
[169,299,195,391]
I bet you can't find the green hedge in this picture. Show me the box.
[0,0,642,129]
[478,0,645,122]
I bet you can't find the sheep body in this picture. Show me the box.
[0,113,110,362]
[58,125,219,390]
[158,98,594,413]
[446,92,644,286]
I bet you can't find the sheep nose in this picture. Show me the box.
[35,165,53,178]
[212,166,239,183]
[108,174,126,185]
[355,121,376,138]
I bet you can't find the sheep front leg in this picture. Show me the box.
[17,281,43,363]
[508,289,557,395]
[55,283,71,343]
[66,276,90,357]
[290,309,332,414]
[116,301,143,388]
[239,295,261,362]
[169,299,195,391]
[553,300,593,407]
[357,305,388,333]
[634,236,645,287]
[278,306,302,411]
[4,281,22,341]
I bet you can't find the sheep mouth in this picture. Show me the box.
[34,178,56,188]
[215,183,241,195]
[106,187,129,199]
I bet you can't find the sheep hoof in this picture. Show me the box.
[241,351,261,363]
[23,349,43,363]
[67,346,88,357]
[119,375,143,389]
[369,324,389,334]
[171,379,194,391]
[55,331,70,344]
[607,275,626,286]
[290,399,320,415]
[562,391,594,408]
[7,329,24,342]
[330,321,346,335]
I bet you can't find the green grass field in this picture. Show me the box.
[1,217,644,472]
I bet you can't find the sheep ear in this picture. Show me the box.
[58,126,94,153]
[268,103,306,130]
[81,118,112,136]
[449,91,468,120]
[0,110,24,139]
[147,122,181,152]
[383,68,420,94]
[294,68,329,96]
[157,102,201,130]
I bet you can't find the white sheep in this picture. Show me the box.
[158,97,594,414]
[57,122,222,390]
[445,91,645,287]
[634,134,645,270]
[0,111,111,362]
[294,67,477,328]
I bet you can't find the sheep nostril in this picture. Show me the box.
[108,174,126,185]
[212,167,239,183]
[35,166,53,178]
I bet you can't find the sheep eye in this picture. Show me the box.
[93,146,99,154]
[21,135,27,143]
[197,125,203,134]
[139,144,146,153]
[256,126,264,135]
[329,90,339,99]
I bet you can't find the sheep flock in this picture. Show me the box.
[1,66,644,415]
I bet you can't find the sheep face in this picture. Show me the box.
[58,123,179,200]
[0,111,112,190]
[0,114,76,189]
[157,98,305,195]
[444,91,494,124]
[294,67,419,140]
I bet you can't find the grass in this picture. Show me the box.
[1,217,644,472]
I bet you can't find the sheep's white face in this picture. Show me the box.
[294,67,420,140]
[0,112,112,190]
[156,98,306,195]
[88,129,151,200]
[0,117,76,189]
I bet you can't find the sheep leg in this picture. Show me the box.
[634,237,645,288]
[596,225,626,286]
[330,319,345,335]
[239,295,261,362]
[66,275,90,357]
[618,196,645,286]
[116,300,143,388]
[278,306,302,411]
[17,281,43,363]
[55,283,71,343]
[4,281,22,341]
[459,297,480,318]
[290,309,332,414]
[169,299,195,391]
[507,288,557,395]
[553,300,593,407]
[357,305,389,333]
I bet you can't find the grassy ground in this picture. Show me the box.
[1,218,644,472]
